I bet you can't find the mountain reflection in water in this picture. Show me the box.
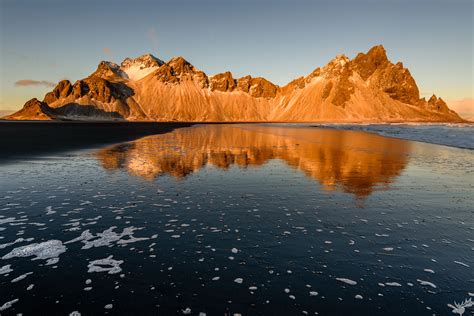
[96,124,411,198]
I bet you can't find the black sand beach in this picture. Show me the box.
[0,121,193,159]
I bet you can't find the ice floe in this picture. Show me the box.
[65,226,149,249]
[11,271,33,283]
[417,279,437,289]
[2,240,66,261]
[0,298,19,311]
[336,278,357,285]
[0,264,13,275]
[87,256,123,274]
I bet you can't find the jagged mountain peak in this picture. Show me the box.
[166,56,196,71]
[351,44,389,80]
[319,54,351,78]
[118,53,164,81]
[92,60,127,79]
[365,44,388,60]
[121,53,164,69]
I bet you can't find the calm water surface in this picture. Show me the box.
[0,124,473,315]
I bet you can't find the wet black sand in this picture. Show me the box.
[0,121,194,160]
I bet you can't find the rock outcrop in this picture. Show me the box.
[5,45,463,122]
[4,98,53,120]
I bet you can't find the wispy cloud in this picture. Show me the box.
[103,47,112,56]
[5,50,30,60]
[14,79,55,87]
[448,98,474,121]
[147,27,158,52]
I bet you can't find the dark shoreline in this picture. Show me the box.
[0,121,194,160]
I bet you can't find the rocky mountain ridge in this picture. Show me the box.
[5,45,462,122]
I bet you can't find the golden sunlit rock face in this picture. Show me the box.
[5,45,463,122]
[96,125,411,198]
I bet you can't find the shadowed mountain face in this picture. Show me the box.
[96,125,411,198]
[5,45,462,122]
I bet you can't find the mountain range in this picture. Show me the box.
[5,45,462,122]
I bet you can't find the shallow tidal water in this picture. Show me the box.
[0,124,473,315]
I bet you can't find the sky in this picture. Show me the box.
[0,0,472,113]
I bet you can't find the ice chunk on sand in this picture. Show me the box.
[11,272,33,283]
[2,240,66,261]
[66,227,149,249]
[0,299,19,311]
[454,261,470,268]
[417,279,437,289]
[234,278,243,284]
[385,282,402,287]
[336,278,357,285]
[87,256,123,274]
[0,264,13,275]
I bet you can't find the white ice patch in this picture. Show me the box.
[0,264,13,275]
[0,217,27,225]
[336,278,357,285]
[0,238,33,250]
[385,282,402,287]
[447,298,473,315]
[65,226,149,249]
[234,278,243,284]
[87,255,123,274]
[0,298,19,311]
[122,65,158,81]
[45,206,56,215]
[417,279,437,289]
[454,261,470,268]
[11,272,33,283]
[2,240,66,261]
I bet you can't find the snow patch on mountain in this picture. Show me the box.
[120,54,164,81]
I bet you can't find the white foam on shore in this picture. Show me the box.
[2,240,66,261]
[385,282,402,287]
[417,279,437,289]
[11,272,33,283]
[0,238,33,250]
[0,217,27,225]
[336,278,357,285]
[0,264,13,275]
[87,255,123,274]
[315,123,474,150]
[65,226,149,249]
[0,298,19,311]
[454,261,470,268]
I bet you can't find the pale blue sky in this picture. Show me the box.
[1,0,472,111]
